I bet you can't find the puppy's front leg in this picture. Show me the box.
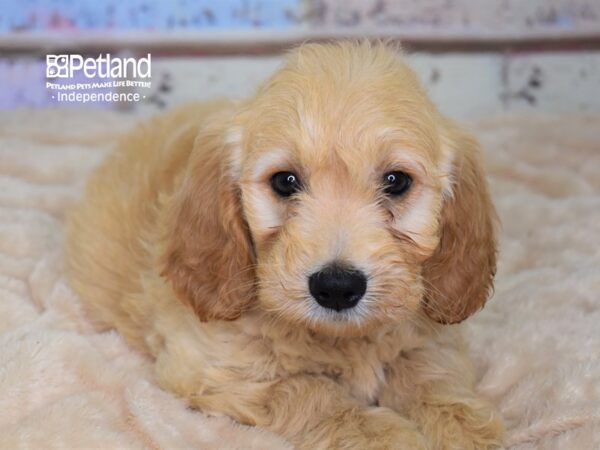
[379,331,504,450]
[155,352,428,449]
[261,375,430,450]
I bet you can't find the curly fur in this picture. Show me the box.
[66,41,504,449]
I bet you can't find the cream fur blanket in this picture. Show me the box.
[0,109,598,449]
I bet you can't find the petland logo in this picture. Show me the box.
[45,53,152,104]
[46,54,151,79]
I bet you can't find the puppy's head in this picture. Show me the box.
[162,41,497,336]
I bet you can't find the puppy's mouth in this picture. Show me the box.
[311,302,370,322]
[299,297,377,337]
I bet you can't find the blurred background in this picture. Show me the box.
[0,0,599,120]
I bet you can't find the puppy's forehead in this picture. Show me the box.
[241,45,446,178]
[246,96,440,178]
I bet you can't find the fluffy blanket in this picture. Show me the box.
[0,109,598,449]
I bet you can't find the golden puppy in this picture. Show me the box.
[67,41,504,449]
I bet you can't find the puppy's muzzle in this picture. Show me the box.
[309,263,367,311]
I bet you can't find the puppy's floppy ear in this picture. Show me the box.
[422,119,498,324]
[160,121,255,321]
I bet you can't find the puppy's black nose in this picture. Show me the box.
[308,264,367,311]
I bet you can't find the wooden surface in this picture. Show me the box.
[1,0,599,53]
[1,1,598,110]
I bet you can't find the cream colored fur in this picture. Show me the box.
[0,108,598,449]
[0,49,600,449]
[63,42,503,449]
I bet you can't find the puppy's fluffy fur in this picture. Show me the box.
[67,42,504,449]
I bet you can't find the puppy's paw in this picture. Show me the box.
[304,407,430,450]
[415,400,504,450]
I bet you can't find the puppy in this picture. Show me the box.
[67,41,504,449]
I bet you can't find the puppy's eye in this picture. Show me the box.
[383,171,412,197]
[270,171,302,198]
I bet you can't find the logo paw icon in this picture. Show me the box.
[46,55,69,78]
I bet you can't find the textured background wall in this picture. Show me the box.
[0,0,598,116]
[130,51,600,119]
[2,0,599,40]
[305,0,600,36]
[0,0,300,32]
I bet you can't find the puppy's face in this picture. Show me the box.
[232,45,459,336]
[163,42,496,336]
